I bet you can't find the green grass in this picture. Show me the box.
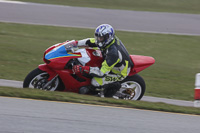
[14,0,200,14]
[0,86,200,115]
[0,22,199,101]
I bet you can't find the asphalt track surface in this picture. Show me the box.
[0,0,200,36]
[0,96,200,133]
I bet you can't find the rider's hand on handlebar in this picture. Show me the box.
[72,65,90,74]
[69,41,78,47]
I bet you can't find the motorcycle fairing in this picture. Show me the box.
[38,64,91,92]
[56,70,91,92]
[129,55,155,76]
[45,45,81,60]
[75,49,91,66]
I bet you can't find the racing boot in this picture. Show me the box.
[104,82,121,97]
[96,87,105,98]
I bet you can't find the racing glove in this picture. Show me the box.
[72,65,90,74]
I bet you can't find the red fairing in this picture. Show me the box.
[43,42,82,70]
[38,64,57,81]
[40,47,103,92]
[85,49,103,67]
[39,64,91,93]
[129,55,155,76]
[56,70,91,93]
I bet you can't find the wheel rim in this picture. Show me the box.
[29,72,59,91]
[120,81,142,100]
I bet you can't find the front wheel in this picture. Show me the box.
[23,68,64,91]
[119,74,146,100]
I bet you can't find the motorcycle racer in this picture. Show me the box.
[71,24,133,96]
[23,23,155,100]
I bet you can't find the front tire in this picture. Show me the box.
[119,74,146,100]
[23,68,64,91]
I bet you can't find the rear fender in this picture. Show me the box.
[129,55,155,76]
[38,64,57,81]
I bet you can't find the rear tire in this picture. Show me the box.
[23,68,64,91]
[120,74,146,100]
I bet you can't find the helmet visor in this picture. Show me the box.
[95,33,105,45]
[95,33,109,44]
[96,36,104,42]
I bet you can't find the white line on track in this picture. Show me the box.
[0,0,26,4]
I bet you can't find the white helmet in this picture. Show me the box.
[94,24,115,48]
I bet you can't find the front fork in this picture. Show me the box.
[42,74,58,90]
[38,64,59,90]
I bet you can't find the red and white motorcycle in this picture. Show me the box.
[23,40,155,100]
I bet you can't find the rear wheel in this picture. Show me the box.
[23,68,64,91]
[119,74,145,100]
